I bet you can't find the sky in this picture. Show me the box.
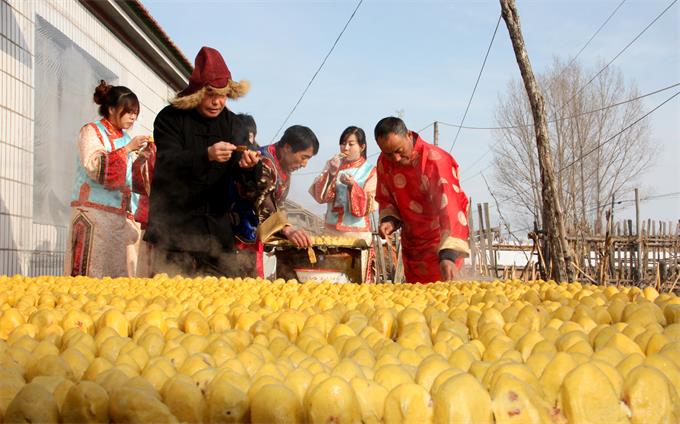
[142,0,679,237]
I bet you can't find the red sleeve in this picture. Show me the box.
[375,158,401,223]
[426,150,470,256]
[97,148,128,190]
[348,167,376,217]
[308,169,336,204]
[132,144,156,195]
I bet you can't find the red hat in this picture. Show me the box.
[178,47,232,97]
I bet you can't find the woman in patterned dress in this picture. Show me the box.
[309,126,377,282]
[64,81,152,277]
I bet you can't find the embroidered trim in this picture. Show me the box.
[438,236,470,256]
[339,156,366,171]
[70,212,94,276]
[262,144,290,204]
[325,216,371,233]
[88,123,107,148]
[78,183,91,201]
[70,200,134,220]
[96,152,108,184]
[101,118,123,140]
[379,205,401,222]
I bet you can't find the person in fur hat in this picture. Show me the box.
[144,46,261,277]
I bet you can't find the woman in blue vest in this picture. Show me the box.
[309,126,377,281]
[64,81,152,277]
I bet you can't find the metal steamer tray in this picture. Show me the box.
[265,239,370,283]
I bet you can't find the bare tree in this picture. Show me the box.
[492,58,655,234]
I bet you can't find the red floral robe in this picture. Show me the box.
[375,132,469,283]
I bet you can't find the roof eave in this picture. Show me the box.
[80,0,191,92]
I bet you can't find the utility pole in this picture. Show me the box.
[433,121,439,146]
[635,188,642,282]
[499,0,574,282]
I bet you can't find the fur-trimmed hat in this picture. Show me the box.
[178,46,231,97]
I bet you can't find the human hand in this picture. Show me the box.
[439,259,459,281]
[379,220,396,238]
[282,226,312,248]
[327,156,341,175]
[136,142,155,161]
[339,173,354,186]
[125,135,150,153]
[238,149,261,168]
[208,141,236,162]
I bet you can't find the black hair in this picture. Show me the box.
[238,113,257,136]
[279,125,319,155]
[93,80,140,119]
[339,126,367,158]
[374,116,408,140]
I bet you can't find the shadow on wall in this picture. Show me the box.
[0,196,21,275]
[0,1,33,68]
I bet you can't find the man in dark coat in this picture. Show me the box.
[144,46,260,277]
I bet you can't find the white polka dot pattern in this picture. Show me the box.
[409,201,423,214]
[420,175,430,192]
[393,173,407,189]
[458,210,468,226]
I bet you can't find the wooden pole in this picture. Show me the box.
[602,209,613,286]
[520,242,535,282]
[477,204,488,275]
[572,261,598,285]
[608,195,615,281]
[370,212,387,282]
[500,0,574,282]
[635,188,642,282]
[627,219,634,282]
[484,203,497,278]
[467,200,477,275]
[433,121,439,146]
[644,220,649,278]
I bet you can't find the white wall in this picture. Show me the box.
[0,0,182,275]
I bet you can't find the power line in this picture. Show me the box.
[582,191,680,214]
[458,2,674,177]
[295,151,380,177]
[461,148,493,174]
[559,90,679,172]
[455,0,675,180]
[416,122,434,134]
[564,0,628,70]
[539,0,628,105]
[270,0,364,142]
[461,164,493,183]
[457,81,679,176]
[448,14,502,153]
[294,81,669,180]
[438,82,679,130]
[555,0,678,114]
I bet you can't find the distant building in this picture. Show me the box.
[284,200,325,236]
[0,0,190,275]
